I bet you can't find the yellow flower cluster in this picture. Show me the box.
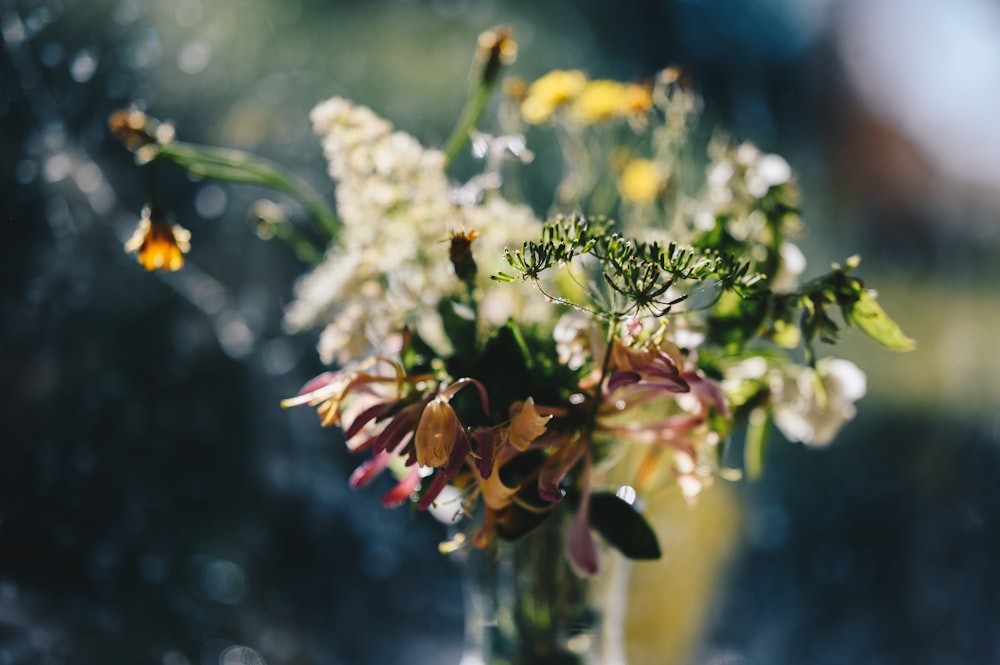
[519,70,652,125]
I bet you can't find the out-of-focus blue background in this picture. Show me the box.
[4,1,1000,663]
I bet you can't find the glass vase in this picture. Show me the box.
[457,520,632,665]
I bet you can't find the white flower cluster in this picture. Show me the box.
[769,357,867,447]
[725,355,868,447]
[283,97,544,365]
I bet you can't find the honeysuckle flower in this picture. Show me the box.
[478,463,521,511]
[380,466,422,508]
[124,205,190,272]
[415,397,462,467]
[508,398,551,451]
[607,338,689,395]
[537,434,587,503]
[112,39,910,583]
[414,378,489,465]
[470,397,553,487]
[769,357,867,447]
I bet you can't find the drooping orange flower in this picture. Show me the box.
[124,206,191,272]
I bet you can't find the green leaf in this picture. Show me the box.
[844,290,916,351]
[437,300,478,360]
[588,492,661,560]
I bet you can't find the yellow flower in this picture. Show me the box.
[621,82,654,116]
[414,397,460,468]
[618,159,662,204]
[124,206,191,271]
[573,79,627,123]
[520,69,587,124]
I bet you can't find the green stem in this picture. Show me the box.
[270,222,323,264]
[156,141,341,241]
[743,406,770,480]
[442,82,493,169]
[586,321,618,436]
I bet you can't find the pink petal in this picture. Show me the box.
[343,401,395,441]
[607,371,641,393]
[381,467,421,507]
[297,371,338,395]
[537,442,586,503]
[565,466,599,576]
[472,428,505,479]
[684,371,729,416]
[372,403,420,455]
[443,378,491,417]
[349,451,393,489]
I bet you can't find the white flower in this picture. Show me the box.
[285,98,544,365]
[771,241,807,293]
[554,311,605,371]
[770,357,867,446]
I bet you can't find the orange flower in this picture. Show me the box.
[124,206,190,272]
[477,26,517,85]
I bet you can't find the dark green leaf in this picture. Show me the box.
[588,492,661,560]
[437,299,478,359]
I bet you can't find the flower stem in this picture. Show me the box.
[155,141,341,241]
[586,321,618,436]
[443,81,494,169]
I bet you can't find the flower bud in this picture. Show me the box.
[414,397,459,468]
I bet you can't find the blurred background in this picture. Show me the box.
[3,0,1000,663]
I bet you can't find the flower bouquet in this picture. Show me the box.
[111,27,913,665]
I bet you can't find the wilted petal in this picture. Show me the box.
[508,398,551,451]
